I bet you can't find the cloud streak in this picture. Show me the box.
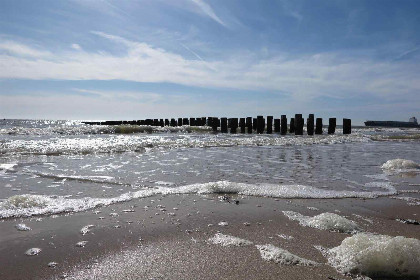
[190,0,227,27]
[0,33,419,104]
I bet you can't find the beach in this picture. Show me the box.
[0,120,419,279]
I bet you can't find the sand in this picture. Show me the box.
[0,194,419,280]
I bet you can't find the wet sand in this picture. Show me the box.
[0,194,419,280]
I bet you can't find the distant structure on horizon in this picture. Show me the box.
[365,117,419,128]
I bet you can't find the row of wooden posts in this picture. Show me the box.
[83,114,351,135]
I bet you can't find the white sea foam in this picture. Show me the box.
[80,225,94,235]
[391,196,420,206]
[325,233,420,278]
[277,234,294,240]
[256,244,318,266]
[283,211,360,233]
[0,163,17,171]
[76,241,88,247]
[381,159,420,171]
[15,223,31,231]
[0,181,397,219]
[208,233,253,247]
[25,248,41,256]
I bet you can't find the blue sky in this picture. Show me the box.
[0,0,419,124]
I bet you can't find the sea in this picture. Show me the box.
[0,119,419,219]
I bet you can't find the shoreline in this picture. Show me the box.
[1,194,419,280]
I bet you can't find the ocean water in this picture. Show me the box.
[1,119,419,219]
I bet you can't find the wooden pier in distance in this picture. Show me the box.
[82,115,351,135]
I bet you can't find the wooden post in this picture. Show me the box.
[145,119,153,126]
[221,117,228,133]
[230,118,238,134]
[290,118,295,133]
[178,118,183,126]
[328,118,336,134]
[207,117,213,127]
[246,117,252,134]
[274,118,280,133]
[239,118,246,133]
[165,119,169,126]
[307,114,314,135]
[315,118,323,134]
[189,118,195,126]
[257,116,265,134]
[212,117,219,132]
[170,118,177,127]
[281,115,287,135]
[201,117,206,126]
[253,118,257,131]
[343,118,351,134]
[160,119,164,127]
[267,116,273,134]
[295,114,303,135]
[183,118,189,126]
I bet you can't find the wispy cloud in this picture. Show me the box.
[72,88,164,103]
[190,0,227,27]
[392,46,420,61]
[0,33,419,104]
[0,41,51,58]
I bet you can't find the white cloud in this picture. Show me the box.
[0,33,419,104]
[71,44,82,51]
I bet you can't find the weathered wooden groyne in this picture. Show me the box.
[83,115,351,134]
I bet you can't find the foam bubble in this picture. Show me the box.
[283,211,360,233]
[15,223,31,231]
[381,159,420,171]
[277,234,294,240]
[25,248,41,256]
[256,244,318,266]
[208,233,253,247]
[80,225,94,235]
[76,241,88,247]
[326,233,420,278]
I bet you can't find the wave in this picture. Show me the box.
[0,180,396,219]
[0,124,211,136]
[28,171,125,185]
[0,133,370,156]
[381,159,420,171]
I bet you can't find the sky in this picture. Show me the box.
[0,0,419,124]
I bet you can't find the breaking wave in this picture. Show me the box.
[381,159,420,171]
[0,133,369,156]
[0,180,397,219]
